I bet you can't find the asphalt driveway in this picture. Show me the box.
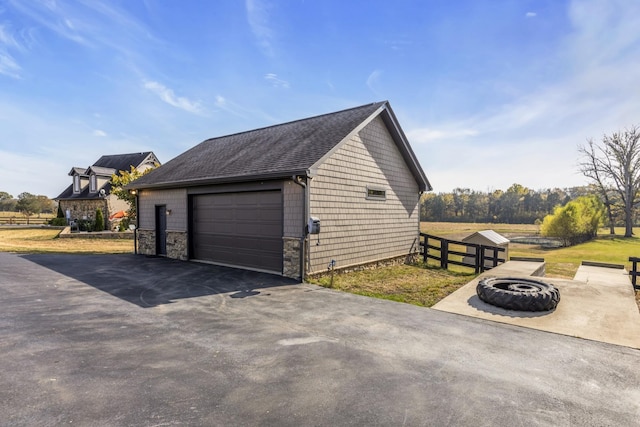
[1,253,639,426]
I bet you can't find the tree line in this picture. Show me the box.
[420,184,597,224]
[0,191,55,217]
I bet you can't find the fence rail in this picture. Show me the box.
[420,233,506,273]
[628,257,640,290]
[0,217,50,225]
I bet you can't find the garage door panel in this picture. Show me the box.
[192,190,283,273]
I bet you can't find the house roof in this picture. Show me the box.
[93,152,156,171]
[86,166,117,176]
[68,167,87,176]
[462,230,510,246]
[56,152,156,201]
[129,101,431,191]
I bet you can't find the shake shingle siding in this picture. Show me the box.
[138,189,188,232]
[308,116,420,273]
[283,180,304,237]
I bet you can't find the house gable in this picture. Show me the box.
[307,115,421,274]
[309,102,430,192]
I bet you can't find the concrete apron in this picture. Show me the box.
[432,260,640,349]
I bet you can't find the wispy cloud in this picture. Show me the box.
[407,128,478,144]
[0,24,23,78]
[212,95,249,119]
[93,129,107,137]
[525,12,537,18]
[264,73,289,88]
[6,0,160,62]
[366,69,382,93]
[143,80,203,114]
[0,52,21,78]
[246,0,275,57]
[7,0,89,46]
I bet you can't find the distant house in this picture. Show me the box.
[55,152,160,230]
[128,101,431,280]
[462,230,510,268]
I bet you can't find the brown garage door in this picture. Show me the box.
[192,190,283,273]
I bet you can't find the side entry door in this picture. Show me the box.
[155,205,167,256]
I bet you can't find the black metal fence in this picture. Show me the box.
[627,257,640,290]
[420,233,506,274]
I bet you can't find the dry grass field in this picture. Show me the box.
[421,221,540,240]
[308,263,475,307]
[0,229,133,254]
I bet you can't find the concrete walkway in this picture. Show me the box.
[433,261,640,349]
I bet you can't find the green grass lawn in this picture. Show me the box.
[510,234,640,278]
[307,263,476,307]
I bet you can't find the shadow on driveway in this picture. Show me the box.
[21,253,298,308]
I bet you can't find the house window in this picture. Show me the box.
[73,175,80,193]
[366,187,386,201]
[90,174,97,193]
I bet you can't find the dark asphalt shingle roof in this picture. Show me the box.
[56,152,155,200]
[131,102,389,188]
[93,152,154,172]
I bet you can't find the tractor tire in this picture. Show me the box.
[476,277,560,312]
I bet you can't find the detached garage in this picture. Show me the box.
[129,101,431,280]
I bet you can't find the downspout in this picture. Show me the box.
[292,175,309,281]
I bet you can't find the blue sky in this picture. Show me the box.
[1,0,640,198]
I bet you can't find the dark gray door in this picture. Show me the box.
[155,205,167,256]
[192,191,282,273]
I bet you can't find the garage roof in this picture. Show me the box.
[130,101,431,191]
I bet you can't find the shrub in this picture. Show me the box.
[77,219,94,232]
[94,208,105,232]
[541,195,604,246]
[49,217,67,226]
[118,217,131,232]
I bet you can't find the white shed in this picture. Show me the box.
[462,230,510,269]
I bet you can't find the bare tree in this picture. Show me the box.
[578,126,640,237]
[579,145,617,234]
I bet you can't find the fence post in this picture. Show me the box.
[629,257,639,290]
[474,244,481,274]
[423,234,428,263]
[440,240,448,269]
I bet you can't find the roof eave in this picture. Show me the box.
[379,104,432,192]
[127,169,311,191]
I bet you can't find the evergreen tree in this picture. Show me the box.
[94,208,105,232]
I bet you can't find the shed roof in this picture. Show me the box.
[129,101,430,191]
[462,230,510,245]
